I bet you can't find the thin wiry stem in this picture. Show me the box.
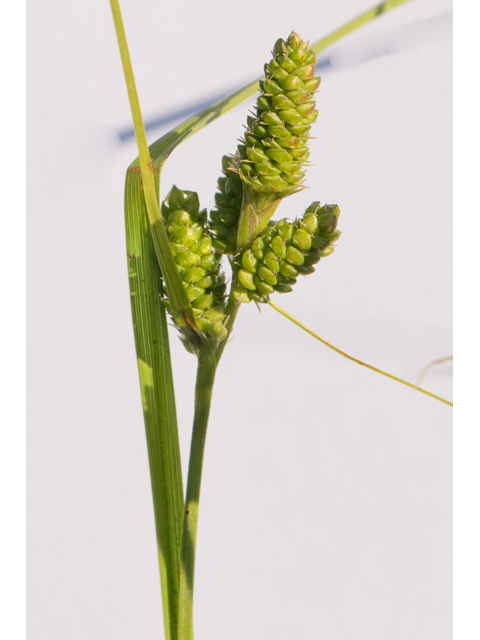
[416,355,453,387]
[268,300,453,407]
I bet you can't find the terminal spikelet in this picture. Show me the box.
[231,202,340,303]
[238,31,320,196]
[209,155,243,254]
[209,31,321,255]
[161,186,228,348]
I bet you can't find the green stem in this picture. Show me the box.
[268,300,453,407]
[178,344,219,640]
[176,298,240,639]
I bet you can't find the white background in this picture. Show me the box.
[26,1,454,638]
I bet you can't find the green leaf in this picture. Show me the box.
[125,168,184,640]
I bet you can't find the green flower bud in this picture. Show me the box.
[242,249,258,273]
[311,235,330,251]
[270,235,286,258]
[238,269,256,290]
[161,186,227,346]
[292,228,312,251]
[232,202,340,303]
[271,95,296,110]
[277,56,297,73]
[192,293,214,310]
[257,265,277,285]
[279,261,298,279]
[263,250,280,273]
[252,237,264,258]
[286,245,305,266]
[253,275,275,296]
[231,285,251,304]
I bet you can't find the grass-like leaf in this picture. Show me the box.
[125,171,184,639]
[110,2,185,637]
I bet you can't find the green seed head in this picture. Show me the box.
[238,32,320,196]
[232,202,340,303]
[162,186,228,346]
[210,32,321,255]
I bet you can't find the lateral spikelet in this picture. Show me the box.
[161,186,228,346]
[209,155,243,254]
[232,202,340,303]
[238,31,320,195]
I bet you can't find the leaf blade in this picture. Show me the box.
[125,168,184,640]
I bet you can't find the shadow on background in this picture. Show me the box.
[117,11,452,143]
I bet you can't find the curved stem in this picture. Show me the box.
[177,344,218,640]
[416,355,453,387]
[268,300,453,407]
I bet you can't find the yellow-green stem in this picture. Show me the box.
[176,297,240,640]
[177,344,218,640]
[268,300,453,407]
[110,0,197,331]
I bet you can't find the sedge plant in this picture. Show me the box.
[110,1,452,638]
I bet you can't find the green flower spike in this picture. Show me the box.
[210,31,322,255]
[161,185,228,349]
[239,31,320,195]
[232,201,340,304]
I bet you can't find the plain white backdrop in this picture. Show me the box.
[26,1,455,638]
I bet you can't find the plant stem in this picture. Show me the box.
[416,355,453,387]
[176,298,241,639]
[268,300,453,407]
[177,343,219,640]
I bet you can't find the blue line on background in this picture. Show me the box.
[117,11,451,143]
[118,58,333,142]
